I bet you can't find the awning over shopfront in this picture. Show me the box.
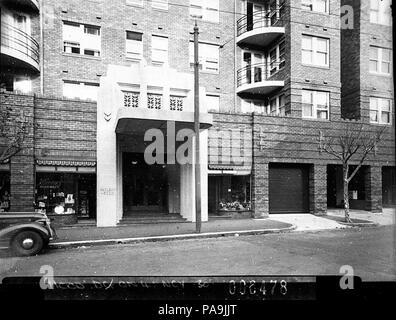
[208,164,252,175]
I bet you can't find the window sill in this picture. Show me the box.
[301,9,330,16]
[369,121,392,126]
[152,7,169,13]
[369,72,392,77]
[302,63,330,70]
[126,3,144,9]
[62,52,101,61]
[126,57,142,62]
[302,117,330,122]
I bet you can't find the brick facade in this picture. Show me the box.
[0,0,394,219]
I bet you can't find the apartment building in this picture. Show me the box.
[0,0,394,227]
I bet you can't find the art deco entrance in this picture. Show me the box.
[123,152,167,214]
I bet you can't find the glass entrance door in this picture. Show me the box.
[243,51,265,85]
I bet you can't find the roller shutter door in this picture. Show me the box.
[269,164,309,213]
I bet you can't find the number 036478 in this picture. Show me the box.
[228,279,288,297]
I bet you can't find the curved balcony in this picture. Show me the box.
[1,22,40,73]
[237,10,285,48]
[237,62,284,95]
[2,0,39,12]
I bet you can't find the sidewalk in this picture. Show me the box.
[268,208,395,231]
[50,218,295,249]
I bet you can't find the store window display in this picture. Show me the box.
[35,173,96,219]
[208,175,251,214]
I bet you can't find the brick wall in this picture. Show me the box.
[0,92,35,212]
[41,0,236,113]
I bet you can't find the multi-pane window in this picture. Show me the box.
[206,94,220,112]
[151,35,168,63]
[63,22,101,57]
[370,0,392,26]
[302,35,329,67]
[126,0,143,6]
[302,90,330,119]
[189,41,219,73]
[63,81,99,101]
[269,94,286,115]
[301,0,329,13]
[370,46,391,74]
[126,31,143,60]
[152,0,168,10]
[370,97,392,124]
[269,40,286,76]
[189,0,219,23]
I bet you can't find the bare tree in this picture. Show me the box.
[320,123,386,223]
[0,106,31,163]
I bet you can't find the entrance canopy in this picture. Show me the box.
[116,108,212,135]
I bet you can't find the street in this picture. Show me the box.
[1,226,395,281]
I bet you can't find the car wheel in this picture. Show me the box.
[11,230,44,256]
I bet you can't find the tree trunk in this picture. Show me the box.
[343,164,352,223]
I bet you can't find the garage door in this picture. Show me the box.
[269,164,309,213]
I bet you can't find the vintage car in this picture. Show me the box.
[0,212,56,256]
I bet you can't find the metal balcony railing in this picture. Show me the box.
[237,8,285,37]
[237,61,284,88]
[1,22,40,67]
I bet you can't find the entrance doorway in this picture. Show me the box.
[123,152,168,214]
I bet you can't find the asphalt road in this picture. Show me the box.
[1,226,395,281]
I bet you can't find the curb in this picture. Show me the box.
[49,225,297,249]
[336,221,379,227]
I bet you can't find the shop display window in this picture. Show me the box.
[0,172,10,212]
[208,175,251,213]
[35,173,96,219]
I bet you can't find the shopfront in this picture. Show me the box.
[35,172,96,220]
[0,170,10,212]
[208,173,251,217]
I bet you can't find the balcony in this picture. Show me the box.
[237,10,285,48]
[237,62,284,95]
[2,0,40,12]
[1,22,40,73]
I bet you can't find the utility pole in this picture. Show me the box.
[193,20,201,233]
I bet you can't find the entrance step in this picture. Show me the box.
[118,213,187,225]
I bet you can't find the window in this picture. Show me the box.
[152,0,168,10]
[126,0,143,6]
[126,31,143,60]
[301,0,329,13]
[13,76,32,93]
[206,94,220,112]
[268,94,286,115]
[370,46,391,74]
[63,81,99,101]
[269,40,286,75]
[190,0,219,23]
[302,35,329,67]
[370,0,392,26]
[189,41,219,73]
[63,22,101,57]
[370,97,392,124]
[302,90,329,119]
[241,99,266,114]
[152,35,168,63]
